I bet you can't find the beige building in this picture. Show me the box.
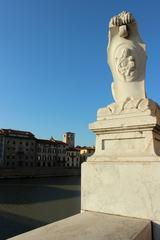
[0,129,36,168]
[65,147,81,168]
[36,138,67,167]
[78,146,95,162]
[0,134,5,167]
[0,129,92,169]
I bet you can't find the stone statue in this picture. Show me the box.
[108,11,146,102]
[83,11,160,232]
[97,11,160,118]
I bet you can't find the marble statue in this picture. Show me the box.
[108,11,146,101]
[97,11,160,117]
[82,12,160,235]
[90,10,160,158]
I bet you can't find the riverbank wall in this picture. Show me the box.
[0,167,81,179]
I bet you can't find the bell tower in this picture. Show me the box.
[63,132,75,147]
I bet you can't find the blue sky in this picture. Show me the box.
[0,0,160,146]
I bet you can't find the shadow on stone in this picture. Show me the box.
[151,222,160,240]
[0,209,45,240]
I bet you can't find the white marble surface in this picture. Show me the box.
[107,11,146,103]
[81,161,160,223]
[89,105,160,162]
[8,211,151,240]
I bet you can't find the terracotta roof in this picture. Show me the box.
[78,146,95,150]
[37,139,67,146]
[55,140,67,145]
[67,147,80,152]
[0,129,35,138]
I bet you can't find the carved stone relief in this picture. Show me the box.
[115,47,136,82]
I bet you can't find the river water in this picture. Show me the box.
[0,176,81,239]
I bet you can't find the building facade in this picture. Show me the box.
[0,129,94,169]
[79,146,95,162]
[0,129,36,168]
[0,134,5,167]
[36,138,67,167]
[65,147,81,168]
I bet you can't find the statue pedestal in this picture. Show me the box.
[81,100,160,226]
[82,161,160,224]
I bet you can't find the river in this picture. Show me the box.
[0,176,81,239]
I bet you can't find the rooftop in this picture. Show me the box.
[0,129,35,138]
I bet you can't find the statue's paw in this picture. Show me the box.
[119,11,135,25]
[106,103,123,114]
[109,11,135,27]
[109,16,122,27]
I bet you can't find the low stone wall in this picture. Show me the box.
[0,167,81,179]
[8,211,151,240]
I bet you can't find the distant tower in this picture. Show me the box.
[63,132,75,147]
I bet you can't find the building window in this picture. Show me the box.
[37,148,41,152]
[18,161,23,167]
[48,148,51,153]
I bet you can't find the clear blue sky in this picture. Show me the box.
[0,0,160,146]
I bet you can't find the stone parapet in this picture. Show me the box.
[8,211,151,240]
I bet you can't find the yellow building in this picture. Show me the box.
[78,146,95,163]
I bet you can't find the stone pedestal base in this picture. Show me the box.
[81,161,160,224]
